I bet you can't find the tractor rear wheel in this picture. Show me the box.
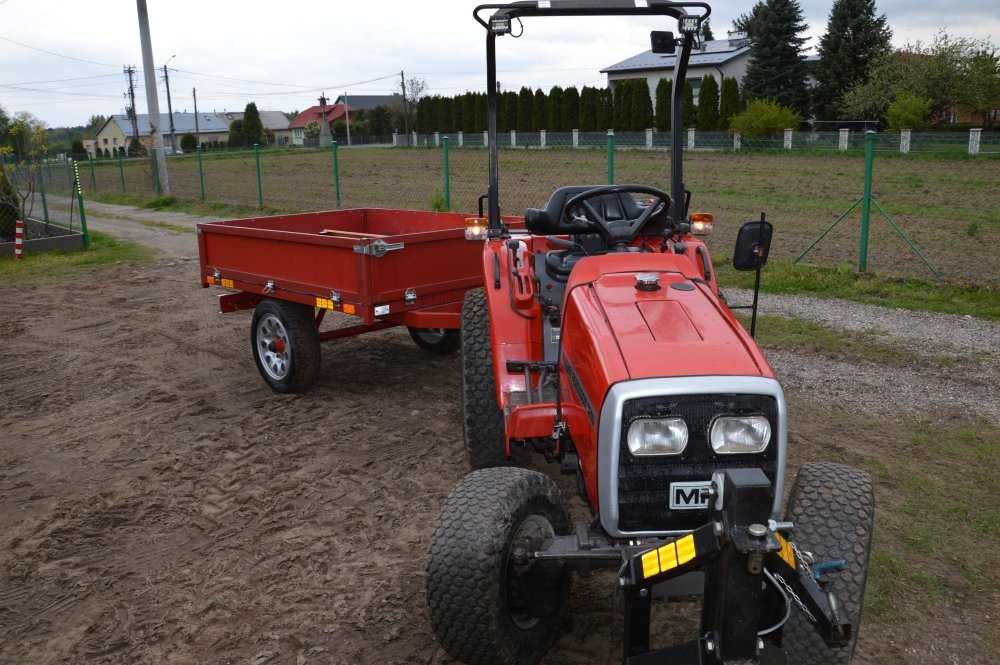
[426,468,571,665]
[407,327,460,355]
[782,462,875,664]
[250,299,321,393]
[461,288,508,468]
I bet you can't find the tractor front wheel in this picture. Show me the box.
[426,468,571,665]
[781,462,875,665]
[461,288,508,468]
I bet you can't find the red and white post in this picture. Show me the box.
[14,219,24,260]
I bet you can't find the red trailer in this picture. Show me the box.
[197,208,491,392]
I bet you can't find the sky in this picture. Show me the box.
[1,0,998,128]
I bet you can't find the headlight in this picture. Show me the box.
[710,416,771,454]
[627,418,688,456]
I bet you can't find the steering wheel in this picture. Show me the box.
[561,185,671,246]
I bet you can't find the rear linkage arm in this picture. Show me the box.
[527,469,851,664]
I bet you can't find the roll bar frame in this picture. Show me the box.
[473,1,711,234]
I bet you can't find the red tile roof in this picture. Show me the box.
[288,104,350,129]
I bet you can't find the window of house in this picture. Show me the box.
[103,138,108,145]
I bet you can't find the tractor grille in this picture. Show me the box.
[617,394,778,532]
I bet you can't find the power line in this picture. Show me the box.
[0,73,122,86]
[0,33,119,68]
[168,69,400,96]
[0,82,122,98]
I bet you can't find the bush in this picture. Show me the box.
[728,99,801,137]
[127,138,147,157]
[71,139,87,159]
[886,92,931,131]
[180,133,198,152]
[0,165,17,241]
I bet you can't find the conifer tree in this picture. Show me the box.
[655,78,672,131]
[683,80,697,128]
[562,86,580,130]
[547,86,564,131]
[742,0,810,113]
[813,0,892,119]
[697,75,720,130]
[517,87,533,131]
[718,77,742,128]
[532,89,547,130]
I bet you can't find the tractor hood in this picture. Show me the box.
[560,255,773,385]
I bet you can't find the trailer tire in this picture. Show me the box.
[426,468,571,665]
[250,299,321,393]
[781,462,874,665]
[407,327,460,355]
[462,288,508,468]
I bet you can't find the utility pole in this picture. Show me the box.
[162,59,177,153]
[400,70,409,136]
[193,88,200,138]
[318,93,332,148]
[344,92,352,146]
[124,65,139,145]
[136,0,170,194]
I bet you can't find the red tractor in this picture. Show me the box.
[425,3,875,665]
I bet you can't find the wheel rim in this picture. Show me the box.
[507,514,558,631]
[413,328,448,345]
[256,313,291,381]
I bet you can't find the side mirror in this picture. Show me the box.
[733,220,773,271]
[650,31,676,54]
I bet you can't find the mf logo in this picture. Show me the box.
[669,481,713,510]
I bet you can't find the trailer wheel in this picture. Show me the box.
[462,288,509,468]
[781,462,874,665]
[407,327,460,355]
[250,299,321,393]
[427,468,571,665]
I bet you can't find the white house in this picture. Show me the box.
[602,33,751,107]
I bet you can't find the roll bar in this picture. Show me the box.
[473,1,711,234]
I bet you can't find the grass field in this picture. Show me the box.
[0,230,151,281]
[58,147,1000,285]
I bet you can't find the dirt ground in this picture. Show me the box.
[1,205,997,664]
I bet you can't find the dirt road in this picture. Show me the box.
[1,204,996,664]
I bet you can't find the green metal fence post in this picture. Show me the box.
[442,136,451,211]
[89,156,97,192]
[197,145,206,202]
[65,158,73,189]
[72,160,90,249]
[331,141,342,207]
[858,130,875,272]
[37,162,50,223]
[607,129,615,184]
[117,150,126,192]
[253,143,263,209]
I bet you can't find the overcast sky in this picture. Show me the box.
[1,0,997,128]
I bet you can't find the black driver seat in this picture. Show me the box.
[526,185,646,283]
[524,185,643,235]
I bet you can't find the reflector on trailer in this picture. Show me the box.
[221,278,235,289]
[342,303,357,315]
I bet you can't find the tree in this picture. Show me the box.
[70,139,87,159]
[462,93,477,133]
[128,137,147,157]
[841,33,998,124]
[629,81,653,130]
[742,0,810,113]
[655,78,672,131]
[369,106,392,135]
[962,46,1000,128]
[241,102,264,146]
[0,104,10,148]
[547,86,564,131]
[579,86,598,131]
[517,87,533,131]
[729,99,801,136]
[596,87,613,130]
[7,112,46,158]
[733,1,765,38]
[812,0,892,120]
[886,92,931,130]
[451,98,464,134]
[719,77,742,128]
[180,133,198,152]
[503,91,519,133]
[562,86,581,130]
[697,76,720,130]
[474,94,488,133]
[304,121,321,140]
[613,81,631,130]
[227,119,245,148]
[437,96,453,132]
[701,18,715,41]
[532,89,547,130]
[0,165,18,242]
[683,80,697,129]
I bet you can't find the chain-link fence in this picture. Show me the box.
[0,156,89,244]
